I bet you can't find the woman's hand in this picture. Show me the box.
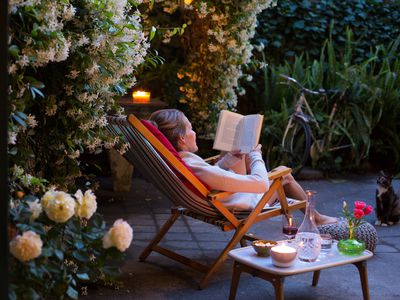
[250,144,262,155]
[217,150,244,170]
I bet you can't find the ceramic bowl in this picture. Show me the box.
[270,245,297,267]
[251,240,277,257]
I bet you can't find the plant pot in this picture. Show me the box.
[337,239,366,256]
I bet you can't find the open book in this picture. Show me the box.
[213,110,264,154]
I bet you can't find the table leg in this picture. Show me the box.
[271,277,285,300]
[312,270,320,286]
[229,262,242,300]
[353,261,370,300]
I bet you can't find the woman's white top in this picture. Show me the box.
[179,151,270,211]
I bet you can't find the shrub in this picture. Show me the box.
[255,0,400,64]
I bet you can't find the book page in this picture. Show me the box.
[213,110,243,152]
[238,114,264,153]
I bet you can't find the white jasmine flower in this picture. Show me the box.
[8,131,17,145]
[26,114,38,128]
[45,105,57,116]
[68,150,80,159]
[17,55,29,67]
[8,64,17,74]
[63,4,76,20]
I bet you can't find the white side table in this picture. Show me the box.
[228,242,373,300]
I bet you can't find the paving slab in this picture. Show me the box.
[84,173,400,300]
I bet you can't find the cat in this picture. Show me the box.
[375,170,400,226]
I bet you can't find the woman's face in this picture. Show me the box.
[179,117,198,153]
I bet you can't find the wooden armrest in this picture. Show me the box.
[207,190,234,201]
[208,167,291,201]
[268,167,292,180]
[204,154,221,165]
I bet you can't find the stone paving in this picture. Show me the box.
[85,173,400,300]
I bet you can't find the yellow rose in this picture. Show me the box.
[103,219,133,252]
[10,231,43,262]
[41,189,57,210]
[42,190,76,223]
[74,189,97,219]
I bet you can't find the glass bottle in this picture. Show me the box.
[295,190,321,262]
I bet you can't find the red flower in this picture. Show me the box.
[364,205,373,215]
[354,209,364,219]
[354,201,366,210]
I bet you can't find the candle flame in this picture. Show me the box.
[288,216,293,226]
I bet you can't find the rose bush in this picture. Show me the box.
[9,188,133,299]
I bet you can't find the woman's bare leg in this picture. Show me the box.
[270,166,336,225]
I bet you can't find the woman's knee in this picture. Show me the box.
[282,173,295,185]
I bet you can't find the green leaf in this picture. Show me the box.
[76,273,90,281]
[30,86,44,99]
[66,286,79,300]
[55,249,64,261]
[12,114,27,127]
[72,250,90,262]
[102,266,120,278]
[22,288,40,300]
[41,247,52,257]
[149,26,156,41]
[74,240,84,250]
[9,45,19,57]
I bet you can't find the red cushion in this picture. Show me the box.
[140,120,210,196]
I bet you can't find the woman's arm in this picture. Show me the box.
[181,150,269,193]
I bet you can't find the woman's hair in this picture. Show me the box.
[149,109,187,150]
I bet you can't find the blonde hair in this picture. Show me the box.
[149,109,187,150]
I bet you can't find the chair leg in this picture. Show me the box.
[198,223,254,289]
[139,212,180,261]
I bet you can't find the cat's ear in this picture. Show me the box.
[380,170,386,176]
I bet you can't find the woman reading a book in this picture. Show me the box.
[149,109,336,225]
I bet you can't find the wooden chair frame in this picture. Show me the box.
[108,115,306,289]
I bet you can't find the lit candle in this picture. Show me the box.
[270,245,297,268]
[132,91,151,103]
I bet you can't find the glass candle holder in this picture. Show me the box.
[132,91,150,103]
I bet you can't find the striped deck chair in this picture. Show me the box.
[106,114,306,289]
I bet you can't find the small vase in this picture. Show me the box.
[295,190,321,262]
[337,239,366,256]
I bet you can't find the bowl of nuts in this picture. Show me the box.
[251,240,278,257]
